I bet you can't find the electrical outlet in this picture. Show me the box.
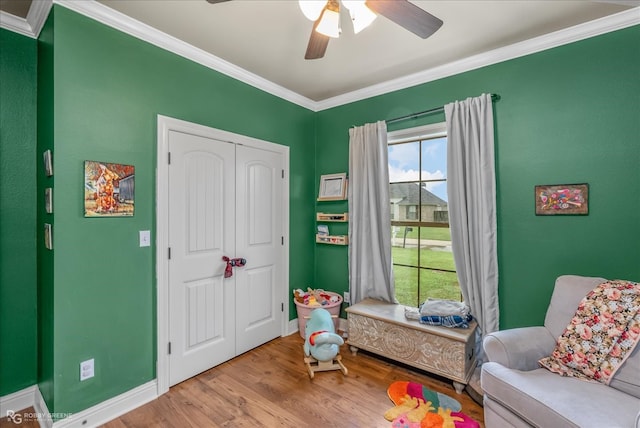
[343,291,350,304]
[80,359,94,381]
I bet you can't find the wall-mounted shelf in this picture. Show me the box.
[316,234,349,245]
[316,212,349,222]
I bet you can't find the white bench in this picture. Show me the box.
[345,298,477,393]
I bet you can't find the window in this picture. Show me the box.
[388,123,460,307]
[407,205,417,220]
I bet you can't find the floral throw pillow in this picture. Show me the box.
[539,280,640,384]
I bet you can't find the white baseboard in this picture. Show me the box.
[0,385,37,417]
[287,318,299,336]
[34,387,52,428]
[32,381,158,428]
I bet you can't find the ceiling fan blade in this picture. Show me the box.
[365,0,443,39]
[304,9,330,60]
[205,0,231,3]
[305,31,330,60]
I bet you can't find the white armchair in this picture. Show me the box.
[481,275,640,428]
[483,326,555,371]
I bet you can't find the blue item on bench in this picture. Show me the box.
[419,314,473,328]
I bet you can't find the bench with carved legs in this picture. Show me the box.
[346,298,477,394]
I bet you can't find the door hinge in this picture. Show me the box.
[281,169,284,179]
[168,152,171,165]
[168,247,171,259]
[168,342,172,355]
[281,236,284,245]
[281,303,284,312]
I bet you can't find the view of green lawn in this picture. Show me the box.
[393,225,451,241]
[391,226,461,307]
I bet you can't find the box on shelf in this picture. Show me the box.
[316,212,349,222]
[316,234,348,245]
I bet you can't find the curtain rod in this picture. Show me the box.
[386,94,500,125]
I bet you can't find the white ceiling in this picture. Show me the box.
[95,0,638,101]
[2,0,639,109]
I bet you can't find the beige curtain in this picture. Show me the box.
[348,121,395,304]
[445,94,499,360]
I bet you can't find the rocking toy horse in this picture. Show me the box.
[303,308,348,379]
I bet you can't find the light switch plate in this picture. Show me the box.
[139,230,151,247]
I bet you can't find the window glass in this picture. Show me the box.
[388,125,460,307]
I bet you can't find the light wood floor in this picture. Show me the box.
[0,409,39,428]
[104,333,484,427]
[1,333,484,428]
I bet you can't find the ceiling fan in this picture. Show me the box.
[206,0,443,60]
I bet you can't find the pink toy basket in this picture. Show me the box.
[294,292,343,338]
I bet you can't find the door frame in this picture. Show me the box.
[155,115,290,395]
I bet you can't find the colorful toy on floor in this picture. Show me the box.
[303,308,347,378]
[419,411,443,428]
[388,381,461,412]
[385,381,480,428]
[391,408,477,428]
[450,411,480,428]
[407,400,436,423]
[385,395,435,422]
[435,408,464,428]
[384,395,421,421]
[391,414,421,428]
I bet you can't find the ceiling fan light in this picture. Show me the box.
[316,8,341,38]
[349,4,377,34]
[298,0,326,21]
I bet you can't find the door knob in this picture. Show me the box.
[222,256,247,278]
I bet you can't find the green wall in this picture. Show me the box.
[33,6,315,414]
[1,4,638,417]
[0,29,38,396]
[314,25,640,329]
[36,10,56,409]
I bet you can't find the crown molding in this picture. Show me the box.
[27,0,53,36]
[53,0,318,111]
[0,10,32,37]
[314,7,640,111]
[3,1,638,112]
[0,0,51,38]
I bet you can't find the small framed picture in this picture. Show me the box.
[318,173,347,201]
[44,223,53,250]
[535,183,589,215]
[43,150,53,176]
[84,160,135,217]
[45,188,53,213]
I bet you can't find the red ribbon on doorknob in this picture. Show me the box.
[222,256,247,278]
